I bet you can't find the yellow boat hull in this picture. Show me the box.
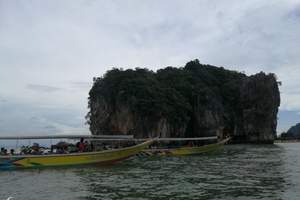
[168,138,230,155]
[0,139,154,170]
[144,138,230,156]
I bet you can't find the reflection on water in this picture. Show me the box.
[0,144,299,200]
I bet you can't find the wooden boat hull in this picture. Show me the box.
[144,138,230,156]
[167,138,230,155]
[0,139,154,170]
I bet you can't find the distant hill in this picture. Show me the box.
[86,59,280,144]
[280,123,300,139]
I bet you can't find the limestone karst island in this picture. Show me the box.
[86,59,281,144]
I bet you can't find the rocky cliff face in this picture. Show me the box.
[233,73,280,143]
[86,60,280,143]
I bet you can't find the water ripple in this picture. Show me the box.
[0,144,299,200]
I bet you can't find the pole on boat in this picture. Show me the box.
[15,139,19,150]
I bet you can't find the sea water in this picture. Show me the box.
[0,143,299,200]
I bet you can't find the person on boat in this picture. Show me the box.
[55,141,69,154]
[0,147,7,155]
[3,148,8,155]
[77,138,85,152]
[0,147,4,155]
[10,149,15,155]
[31,143,41,155]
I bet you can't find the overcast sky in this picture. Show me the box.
[0,0,300,136]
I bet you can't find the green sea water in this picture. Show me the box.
[0,143,299,200]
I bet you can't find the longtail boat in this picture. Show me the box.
[144,137,230,156]
[0,135,155,170]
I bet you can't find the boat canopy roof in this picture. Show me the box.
[0,135,217,141]
[152,136,217,141]
[80,136,218,141]
[0,134,134,140]
[88,136,218,141]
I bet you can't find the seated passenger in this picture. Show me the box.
[10,149,14,155]
[31,143,41,154]
[78,138,85,152]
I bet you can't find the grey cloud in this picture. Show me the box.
[27,84,62,93]
[43,125,59,133]
[0,0,299,135]
[70,81,92,90]
[44,125,57,129]
[0,96,6,103]
[287,3,300,18]
[0,99,89,135]
[282,86,300,95]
